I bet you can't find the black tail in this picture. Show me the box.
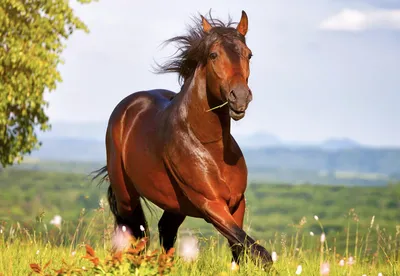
[90,166,119,219]
[90,165,156,220]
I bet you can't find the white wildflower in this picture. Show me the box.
[50,215,62,228]
[295,264,302,275]
[347,256,355,265]
[178,235,199,262]
[378,273,383,276]
[339,259,345,266]
[111,226,131,251]
[320,233,326,243]
[230,261,239,271]
[272,251,278,262]
[140,225,145,232]
[99,198,105,209]
[320,262,330,275]
[36,250,40,255]
[71,251,76,256]
[314,215,319,221]
[310,231,314,236]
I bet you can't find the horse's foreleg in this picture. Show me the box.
[229,196,246,265]
[203,200,273,271]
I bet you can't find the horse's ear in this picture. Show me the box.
[237,10,248,36]
[201,15,212,33]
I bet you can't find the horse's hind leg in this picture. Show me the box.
[158,211,186,252]
[106,139,149,249]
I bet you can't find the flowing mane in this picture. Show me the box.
[154,11,246,85]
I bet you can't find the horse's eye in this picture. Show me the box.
[248,53,253,60]
[209,52,218,60]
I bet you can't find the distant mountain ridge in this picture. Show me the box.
[39,121,364,150]
[26,121,400,182]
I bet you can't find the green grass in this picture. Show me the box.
[0,204,399,275]
[1,169,400,274]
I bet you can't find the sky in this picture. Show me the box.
[44,0,400,147]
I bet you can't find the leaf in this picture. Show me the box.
[85,244,96,257]
[43,260,52,269]
[29,263,41,274]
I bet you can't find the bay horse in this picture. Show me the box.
[92,10,273,271]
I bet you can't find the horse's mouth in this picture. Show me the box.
[229,108,246,121]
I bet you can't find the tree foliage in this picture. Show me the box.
[0,0,94,167]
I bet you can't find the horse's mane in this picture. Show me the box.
[154,10,246,86]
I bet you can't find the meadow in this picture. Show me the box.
[1,168,399,275]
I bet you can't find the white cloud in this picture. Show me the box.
[319,8,400,31]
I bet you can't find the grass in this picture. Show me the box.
[0,204,399,275]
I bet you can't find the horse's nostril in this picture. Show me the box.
[229,90,237,102]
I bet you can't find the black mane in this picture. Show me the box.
[154,11,246,85]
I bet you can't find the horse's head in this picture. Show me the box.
[201,11,253,121]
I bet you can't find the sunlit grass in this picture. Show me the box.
[0,206,399,275]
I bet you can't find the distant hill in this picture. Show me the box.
[28,136,400,178]
[26,121,400,185]
[37,121,363,150]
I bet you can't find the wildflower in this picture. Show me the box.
[320,262,330,275]
[299,216,307,226]
[0,229,2,234]
[230,261,239,271]
[71,251,76,256]
[320,233,326,243]
[82,266,86,270]
[272,251,278,262]
[310,231,314,236]
[295,265,302,275]
[111,225,132,251]
[347,256,355,265]
[339,259,345,266]
[370,215,375,228]
[314,215,319,221]
[378,273,383,276]
[140,225,145,232]
[36,250,40,255]
[362,274,367,276]
[50,215,62,228]
[99,198,105,209]
[178,235,199,262]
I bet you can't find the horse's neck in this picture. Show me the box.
[177,68,231,145]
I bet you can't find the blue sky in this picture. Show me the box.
[44,0,400,146]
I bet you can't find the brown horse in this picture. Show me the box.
[92,10,273,271]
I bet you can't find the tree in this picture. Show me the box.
[0,0,95,167]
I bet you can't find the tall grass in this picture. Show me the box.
[0,204,399,275]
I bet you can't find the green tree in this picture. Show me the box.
[0,0,95,167]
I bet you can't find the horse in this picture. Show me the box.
[92,10,273,271]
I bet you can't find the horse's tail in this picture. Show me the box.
[90,166,119,219]
[90,165,156,220]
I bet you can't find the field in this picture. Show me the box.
[1,168,400,275]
